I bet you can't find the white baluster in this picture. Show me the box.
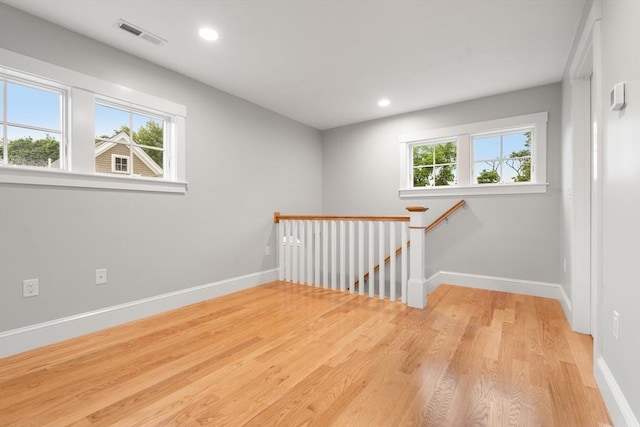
[358,221,364,296]
[401,222,408,304]
[314,221,320,287]
[292,221,298,284]
[390,221,396,302]
[322,220,329,288]
[285,220,292,282]
[379,221,385,300]
[278,217,284,281]
[349,221,355,294]
[340,221,346,292]
[368,221,375,298]
[331,221,337,290]
[306,220,313,285]
[298,221,307,283]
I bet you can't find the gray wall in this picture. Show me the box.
[321,83,563,283]
[0,5,322,331]
[599,0,640,420]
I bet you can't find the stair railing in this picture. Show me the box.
[274,206,434,307]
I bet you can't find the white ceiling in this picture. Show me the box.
[2,0,585,130]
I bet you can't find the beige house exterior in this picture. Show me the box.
[94,132,163,178]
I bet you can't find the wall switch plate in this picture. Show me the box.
[612,310,620,341]
[23,278,39,297]
[265,246,271,256]
[95,269,107,285]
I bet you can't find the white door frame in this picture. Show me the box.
[567,1,602,350]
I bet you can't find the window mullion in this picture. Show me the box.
[128,111,134,177]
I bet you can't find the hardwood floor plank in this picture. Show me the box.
[0,282,612,426]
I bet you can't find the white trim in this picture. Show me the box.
[0,165,187,193]
[0,268,279,358]
[426,270,567,302]
[595,357,640,427]
[399,112,548,143]
[564,0,603,337]
[0,48,186,116]
[399,182,548,198]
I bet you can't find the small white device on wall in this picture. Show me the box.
[610,82,625,111]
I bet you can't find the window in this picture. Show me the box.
[473,128,533,185]
[411,138,457,187]
[0,48,187,193]
[0,74,66,169]
[111,154,129,173]
[95,101,166,178]
[399,112,547,198]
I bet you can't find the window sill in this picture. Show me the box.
[0,165,187,193]
[399,182,548,198]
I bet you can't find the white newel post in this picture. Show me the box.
[406,206,429,308]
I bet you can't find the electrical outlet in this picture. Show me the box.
[612,311,620,341]
[23,278,39,297]
[265,246,271,256]
[95,268,107,285]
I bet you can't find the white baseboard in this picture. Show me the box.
[426,270,570,307]
[0,268,279,358]
[595,357,640,427]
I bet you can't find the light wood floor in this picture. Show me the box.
[0,282,612,426]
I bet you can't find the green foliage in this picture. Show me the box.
[8,136,59,167]
[413,141,457,187]
[477,169,500,183]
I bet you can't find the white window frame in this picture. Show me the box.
[399,112,548,198]
[0,48,187,194]
[111,154,130,174]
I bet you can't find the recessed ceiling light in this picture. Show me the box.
[378,98,390,107]
[199,28,219,41]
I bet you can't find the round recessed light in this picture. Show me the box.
[377,98,390,107]
[199,27,219,41]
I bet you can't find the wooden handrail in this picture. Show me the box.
[354,200,466,286]
[274,212,409,223]
[424,200,466,233]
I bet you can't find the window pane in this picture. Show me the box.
[434,165,456,186]
[95,104,130,139]
[474,161,500,184]
[503,131,531,156]
[132,148,162,178]
[504,156,531,183]
[434,140,457,165]
[474,135,500,161]
[7,126,60,168]
[413,144,434,167]
[413,166,433,187]
[0,82,4,120]
[133,113,164,170]
[7,82,60,131]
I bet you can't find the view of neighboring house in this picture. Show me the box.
[94,132,163,177]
